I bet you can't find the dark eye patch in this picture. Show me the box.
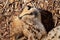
[27,6,32,10]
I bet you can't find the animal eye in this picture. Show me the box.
[27,6,31,10]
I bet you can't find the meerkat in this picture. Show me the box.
[10,5,47,40]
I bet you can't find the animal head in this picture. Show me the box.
[19,5,41,22]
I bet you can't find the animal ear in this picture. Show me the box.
[38,9,54,33]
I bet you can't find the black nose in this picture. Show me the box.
[19,17,22,19]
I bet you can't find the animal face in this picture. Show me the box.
[19,6,41,22]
